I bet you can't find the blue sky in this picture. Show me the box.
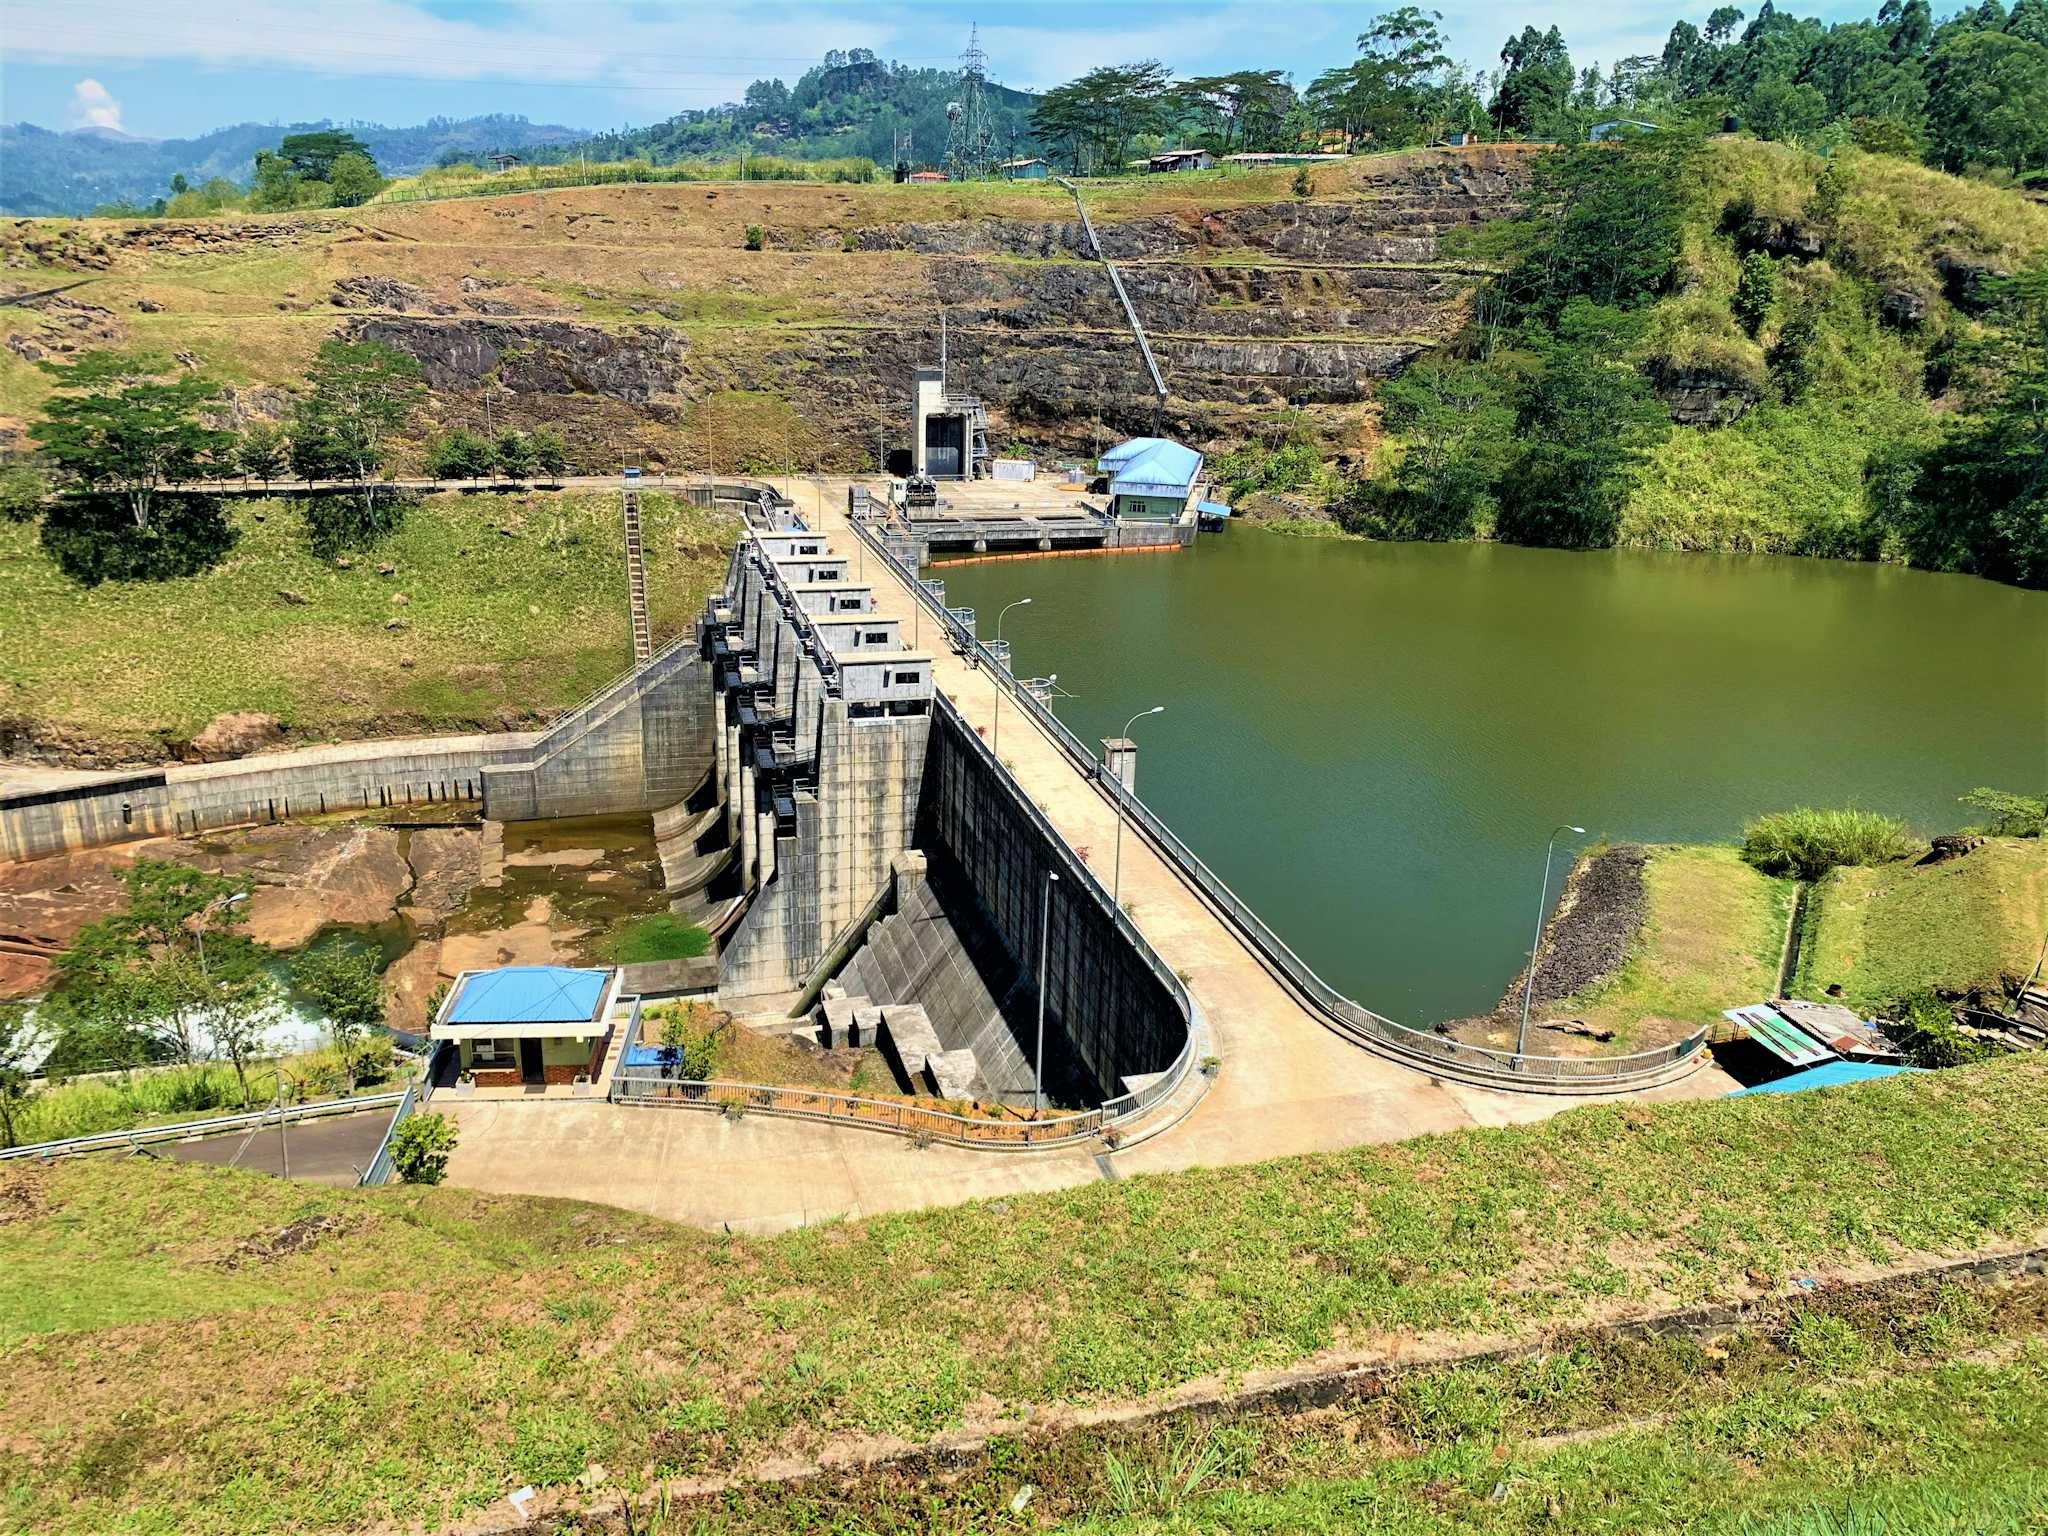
[2,0,1880,141]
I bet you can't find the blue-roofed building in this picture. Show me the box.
[431,964,632,1091]
[1098,437,1203,522]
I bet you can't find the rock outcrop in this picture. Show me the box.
[188,711,285,762]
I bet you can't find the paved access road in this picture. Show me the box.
[158,1107,393,1186]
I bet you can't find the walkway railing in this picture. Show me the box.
[0,1090,406,1164]
[611,1075,1120,1150]
[844,508,1705,1094]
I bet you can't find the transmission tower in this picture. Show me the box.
[943,24,996,181]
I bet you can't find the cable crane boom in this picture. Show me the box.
[1054,175,1169,429]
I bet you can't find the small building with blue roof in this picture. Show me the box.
[431,964,628,1090]
[1097,437,1204,522]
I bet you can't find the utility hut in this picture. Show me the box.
[1147,148,1215,173]
[912,367,990,480]
[997,157,1048,180]
[1099,436,1203,522]
[431,965,630,1092]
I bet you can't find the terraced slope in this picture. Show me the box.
[0,148,1538,466]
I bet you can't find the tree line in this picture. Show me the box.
[1023,1,2048,183]
[91,130,389,218]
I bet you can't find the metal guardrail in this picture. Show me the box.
[357,1078,418,1186]
[611,1074,1121,1149]
[845,510,1705,1093]
[0,1089,407,1163]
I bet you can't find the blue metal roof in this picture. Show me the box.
[1730,1061,1924,1096]
[1195,500,1232,518]
[1099,437,1203,498]
[446,966,609,1026]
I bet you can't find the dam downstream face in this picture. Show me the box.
[929,533,2047,1026]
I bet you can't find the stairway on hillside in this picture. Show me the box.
[623,489,653,667]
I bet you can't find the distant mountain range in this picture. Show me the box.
[0,114,590,216]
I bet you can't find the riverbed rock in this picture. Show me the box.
[188,711,285,762]
[162,824,412,947]
[382,937,449,1034]
[405,827,483,923]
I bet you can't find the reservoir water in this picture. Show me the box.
[930,532,2046,1026]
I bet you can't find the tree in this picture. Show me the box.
[1744,77,1829,143]
[1891,264,2048,585]
[1309,9,1465,150]
[425,426,493,484]
[390,1111,459,1183]
[31,351,231,528]
[1734,252,1780,334]
[276,130,375,180]
[1925,30,2048,174]
[494,428,534,481]
[1493,302,1671,549]
[1494,26,1573,136]
[327,151,386,208]
[1345,355,1515,540]
[1174,70,1292,155]
[49,861,274,1078]
[0,1002,36,1149]
[293,339,424,530]
[236,422,286,487]
[292,946,385,1087]
[529,427,569,483]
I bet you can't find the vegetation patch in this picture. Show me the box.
[1794,838,2048,1014]
[3,1058,2047,1532]
[602,913,711,965]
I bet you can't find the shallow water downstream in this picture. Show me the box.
[930,532,2047,1026]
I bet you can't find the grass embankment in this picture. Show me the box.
[4,1058,2047,1534]
[0,489,735,753]
[1796,838,2048,1014]
[1544,845,1793,1052]
[653,1272,2048,1534]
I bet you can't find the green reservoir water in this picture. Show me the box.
[931,533,2047,1026]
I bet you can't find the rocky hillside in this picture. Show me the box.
[0,148,1539,470]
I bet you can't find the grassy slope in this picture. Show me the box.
[4,1057,2047,1534]
[0,489,734,748]
[1796,838,2048,1012]
[1546,845,1794,1051]
[1619,142,2048,554]
[680,1286,2048,1534]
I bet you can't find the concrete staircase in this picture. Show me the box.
[837,878,1036,1104]
[623,488,653,668]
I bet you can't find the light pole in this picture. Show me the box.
[194,890,248,980]
[1516,824,1587,1058]
[1111,706,1165,909]
[1034,870,1059,1114]
[991,596,1031,756]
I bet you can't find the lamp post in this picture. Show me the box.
[1110,706,1165,909]
[991,596,1031,755]
[194,890,248,981]
[1515,824,1586,1059]
[1034,870,1059,1114]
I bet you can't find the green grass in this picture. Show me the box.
[4,1056,2048,1534]
[1795,838,2047,1013]
[1741,808,1918,882]
[0,489,735,750]
[1542,845,1794,1051]
[603,912,711,964]
[648,1273,2048,1533]
[7,1038,401,1149]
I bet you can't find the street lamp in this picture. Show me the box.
[991,597,1032,755]
[1515,824,1587,1058]
[1110,706,1165,909]
[1034,870,1059,1114]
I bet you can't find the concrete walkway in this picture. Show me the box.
[439,479,1730,1233]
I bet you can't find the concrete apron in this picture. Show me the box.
[443,1240,2048,1536]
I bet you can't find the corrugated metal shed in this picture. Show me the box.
[1723,1004,1836,1068]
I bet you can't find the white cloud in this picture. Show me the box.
[67,76,124,130]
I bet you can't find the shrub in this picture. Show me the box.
[1740,808,1914,880]
[388,1111,459,1184]
[0,463,47,522]
[744,224,765,251]
[38,493,236,584]
[1958,787,2045,838]
[1886,991,1998,1067]
[1291,167,1314,198]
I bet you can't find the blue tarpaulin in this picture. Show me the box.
[1730,1061,1924,1096]
[446,966,608,1025]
